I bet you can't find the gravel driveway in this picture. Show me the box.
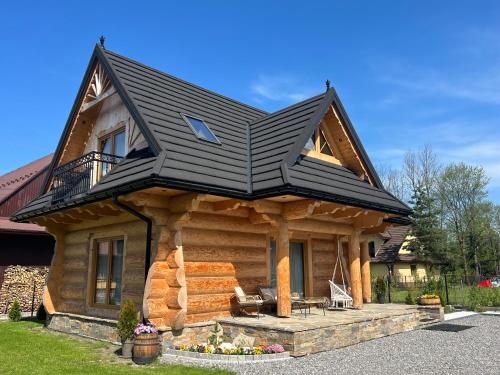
[164,315,500,375]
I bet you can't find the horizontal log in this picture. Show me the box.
[165,286,187,309]
[186,277,266,296]
[144,278,168,299]
[183,246,266,263]
[143,298,169,319]
[63,257,88,271]
[312,251,336,264]
[185,262,267,279]
[62,270,87,284]
[185,310,232,324]
[311,239,335,251]
[187,293,235,314]
[60,286,86,300]
[185,212,271,234]
[182,228,266,248]
[288,219,353,235]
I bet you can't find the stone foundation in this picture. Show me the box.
[47,312,120,344]
[161,304,444,357]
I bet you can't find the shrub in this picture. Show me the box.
[117,299,139,341]
[375,276,386,298]
[405,291,415,305]
[36,304,47,321]
[8,300,22,322]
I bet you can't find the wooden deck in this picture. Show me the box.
[216,304,443,356]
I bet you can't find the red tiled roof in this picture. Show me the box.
[0,154,53,203]
[0,217,47,234]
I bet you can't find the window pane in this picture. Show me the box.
[113,131,126,157]
[95,241,109,304]
[100,137,111,154]
[109,239,124,305]
[100,137,112,177]
[184,115,219,143]
[304,137,315,151]
[270,240,276,288]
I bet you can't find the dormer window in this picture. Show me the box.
[100,128,126,157]
[182,114,220,144]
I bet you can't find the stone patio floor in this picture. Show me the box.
[218,303,422,332]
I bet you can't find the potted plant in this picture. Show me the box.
[133,323,159,365]
[116,299,139,358]
[418,294,441,305]
[375,276,386,304]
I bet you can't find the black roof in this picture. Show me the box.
[12,45,411,221]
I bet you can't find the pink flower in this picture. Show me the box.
[134,323,158,335]
[264,344,285,353]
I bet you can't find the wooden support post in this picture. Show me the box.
[360,241,372,303]
[276,221,291,317]
[349,230,363,309]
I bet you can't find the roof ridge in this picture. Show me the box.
[249,92,325,126]
[103,49,268,117]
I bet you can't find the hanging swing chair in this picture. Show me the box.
[328,238,353,309]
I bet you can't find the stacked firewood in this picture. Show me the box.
[0,266,48,313]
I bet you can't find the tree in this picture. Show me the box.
[376,163,409,203]
[438,163,489,280]
[407,184,446,263]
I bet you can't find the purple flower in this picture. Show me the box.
[134,323,158,335]
[264,344,285,353]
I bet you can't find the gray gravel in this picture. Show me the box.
[162,315,500,375]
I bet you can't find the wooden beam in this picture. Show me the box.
[169,193,204,213]
[312,202,343,216]
[360,241,372,303]
[362,222,392,234]
[276,221,291,317]
[352,211,385,229]
[349,230,363,309]
[213,199,241,211]
[282,199,320,220]
[330,207,364,220]
[288,219,353,236]
[80,88,116,114]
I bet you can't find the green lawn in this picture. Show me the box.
[0,320,231,375]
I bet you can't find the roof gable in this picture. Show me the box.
[42,45,161,193]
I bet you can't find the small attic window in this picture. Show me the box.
[181,114,220,143]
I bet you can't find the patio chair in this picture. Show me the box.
[258,286,277,311]
[234,287,263,319]
[329,280,353,308]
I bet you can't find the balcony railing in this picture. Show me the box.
[51,151,123,203]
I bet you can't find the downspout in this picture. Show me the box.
[112,194,152,285]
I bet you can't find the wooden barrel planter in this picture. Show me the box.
[418,296,441,305]
[133,333,160,365]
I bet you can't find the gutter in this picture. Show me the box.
[111,194,152,286]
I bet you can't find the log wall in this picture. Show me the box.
[53,217,146,319]
[182,212,268,324]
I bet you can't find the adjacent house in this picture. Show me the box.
[370,225,441,283]
[0,154,54,313]
[12,43,411,341]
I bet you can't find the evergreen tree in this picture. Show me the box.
[407,185,445,265]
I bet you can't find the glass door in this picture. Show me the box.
[290,242,305,298]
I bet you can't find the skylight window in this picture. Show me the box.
[181,114,220,143]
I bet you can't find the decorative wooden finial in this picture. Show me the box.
[325,79,331,91]
[99,35,105,48]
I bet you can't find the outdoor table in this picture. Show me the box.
[291,297,330,318]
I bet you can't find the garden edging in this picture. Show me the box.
[162,348,290,363]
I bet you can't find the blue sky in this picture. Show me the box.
[1,1,499,202]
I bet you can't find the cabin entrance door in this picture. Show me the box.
[289,242,305,298]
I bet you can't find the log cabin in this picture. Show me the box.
[12,42,411,341]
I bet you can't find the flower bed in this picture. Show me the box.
[163,343,289,363]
